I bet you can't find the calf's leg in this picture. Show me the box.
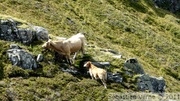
[100,79,107,89]
[90,72,94,80]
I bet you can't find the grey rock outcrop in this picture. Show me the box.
[0,19,48,45]
[137,74,166,94]
[7,44,37,69]
[33,26,49,41]
[124,58,145,76]
[124,58,166,94]
[153,0,180,13]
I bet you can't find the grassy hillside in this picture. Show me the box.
[0,0,180,100]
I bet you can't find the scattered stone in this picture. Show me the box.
[60,68,80,75]
[37,54,43,62]
[100,48,119,55]
[112,55,122,59]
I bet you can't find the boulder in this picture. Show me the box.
[0,19,49,45]
[0,19,18,42]
[137,74,166,94]
[107,72,123,83]
[153,0,180,13]
[33,26,49,41]
[17,28,36,45]
[124,58,145,75]
[7,44,37,69]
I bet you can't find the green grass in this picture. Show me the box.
[0,0,180,100]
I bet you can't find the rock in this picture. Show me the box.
[137,74,166,94]
[37,54,43,62]
[60,68,80,75]
[153,0,180,13]
[0,19,17,42]
[107,72,123,83]
[0,18,49,45]
[112,55,122,59]
[7,44,37,69]
[150,76,165,93]
[123,58,166,94]
[91,62,111,68]
[33,26,49,41]
[125,58,138,63]
[100,48,119,55]
[10,44,21,49]
[124,58,145,75]
[17,28,36,45]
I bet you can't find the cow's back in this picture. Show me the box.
[65,38,82,53]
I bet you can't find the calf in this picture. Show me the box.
[84,61,107,89]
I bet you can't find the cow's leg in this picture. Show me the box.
[81,45,85,56]
[91,76,94,80]
[94,74,98,80]
[66,58,71,65]
[65,53,72,65]
[73,51,78,60]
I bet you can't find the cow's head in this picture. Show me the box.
[42,40,51,49]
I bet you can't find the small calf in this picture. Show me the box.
[84,61,107,89]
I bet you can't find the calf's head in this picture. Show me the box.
[84,61,91,68]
